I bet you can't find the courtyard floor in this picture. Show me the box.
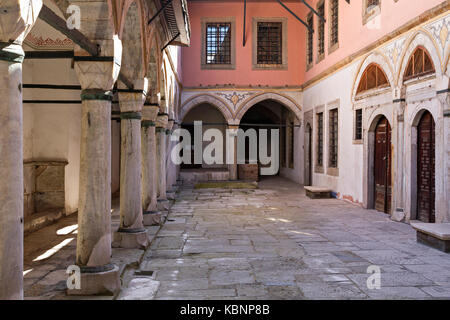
[23,176,450,300]
[128,176,450,300]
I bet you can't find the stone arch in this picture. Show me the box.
[119,0,147,81]
[180,94,234,124]
[235,92,302,124]
[398,30,442,85]
[366,107,394,133]
[352,51,394,101]
[145,34,161,104]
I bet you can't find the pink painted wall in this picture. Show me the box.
[181,0,307,87]
[304,0,446,82]
[182,0,446,87]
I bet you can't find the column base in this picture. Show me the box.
[166,191,176,200]
[143,211,162,226]
[157,199,170,211]
[113,228,149,249]
[67,264,120,296]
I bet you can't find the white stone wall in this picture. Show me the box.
[22,57,81,215]
[302,12,450,222]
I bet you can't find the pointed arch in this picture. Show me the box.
[356,63,390,94]
[119,0,147,80]
[398,30,442,85]
[352,51,394,100]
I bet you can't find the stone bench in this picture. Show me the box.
[410,222,450,253]
[304,186,332,199]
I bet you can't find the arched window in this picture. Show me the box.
[404,47,435,81]
[357,63,389,94]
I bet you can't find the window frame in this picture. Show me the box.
[252,17,288,70]
[363,0,381,25]
[306,12,314,70]
[327,101,340,176]
[201,17,236,70]
[353,108,363,144]
[328,0,339,54]
[317,0,325,63]
[403,46,436,81]
[315,107,325,174]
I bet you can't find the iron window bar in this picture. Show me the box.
[300,0,326,23]
[275,0,313,33]
[148,0,174,25]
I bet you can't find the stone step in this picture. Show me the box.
[410,222,450,253]
[304,186,332,199]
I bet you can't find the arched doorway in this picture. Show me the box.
[238,99,299,180]
[374,116,392,214]
[181,103,227,170]
[416,111,435,222]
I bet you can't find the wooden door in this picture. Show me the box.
[374,117,392,214]
[417,111,435,223]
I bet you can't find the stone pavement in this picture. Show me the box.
[23,197,163,300]
[126,176,450,300]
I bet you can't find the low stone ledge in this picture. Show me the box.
[304,186,332,199]
[411,222,450,253]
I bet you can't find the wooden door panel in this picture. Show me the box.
[374,117,392,214]
[417,112,435,222]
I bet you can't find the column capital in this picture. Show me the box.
[142,105,159,122]
[118,78,148,113]
[166,119,175,131]
[437,89,450,112]
[156,114,169,128]
[0,0,42,45]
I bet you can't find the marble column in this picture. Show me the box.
[227,125,239,181]
[0,0,42,300]
[71,39,123,296]
[141,104,161,226]
[156,114,170,210]
[166,119,175,200]
[391,87,406,222]
[113,82,149,249]
[169,122,180,192]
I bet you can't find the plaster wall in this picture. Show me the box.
[22,57,81,215]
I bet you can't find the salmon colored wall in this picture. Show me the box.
[304,0,446,82]
[182,0,447,87]
[181,1,307,87]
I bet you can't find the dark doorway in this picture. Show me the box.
[417,111,435,223]
[374,116,392,214]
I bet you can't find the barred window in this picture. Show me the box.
[366,0,380,12]
[307,14,314,65]
[318,2,325,57]
[404,47,435,81]
[330,0,339,47]
[355,109,363,140]
[257,22,282,65]
[206,23,231,65]
[329,109,338,168]
[317,112,323,167]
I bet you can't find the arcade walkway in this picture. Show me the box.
[23,177,450,299]
[129,177,450,300]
